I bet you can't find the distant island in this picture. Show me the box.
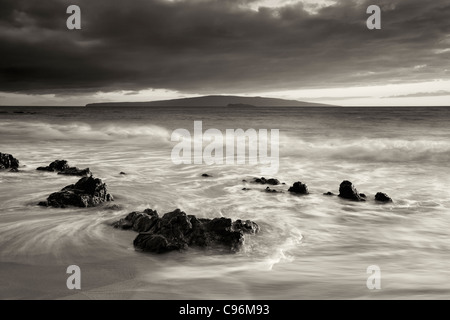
[86,95,332,107]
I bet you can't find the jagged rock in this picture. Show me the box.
[338,181,365,201]
[0,153,19,170]
[113,209,159,232]
[375,192,393,203]
[39,176,113,208]
[37,160,90,176]
[135,234,171,254]
[232,219,260,235]
[288,182,309,195]
[37,160,69,172]
[253,177,280,185]
[115,209,259,253]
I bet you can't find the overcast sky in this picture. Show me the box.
[1,0,449,106]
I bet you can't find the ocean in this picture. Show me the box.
[0,106,449,299]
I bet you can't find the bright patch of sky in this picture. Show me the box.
[245,0,336,13]
[2,80,450,106]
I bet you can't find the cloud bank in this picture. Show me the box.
[1,0,449,96]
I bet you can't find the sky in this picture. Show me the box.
[1,0,449,106]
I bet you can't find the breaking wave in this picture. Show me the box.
[0,121,171,144]
[280,135,450,163]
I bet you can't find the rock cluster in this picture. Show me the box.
[253,177,280,185]
[113,209,259,253]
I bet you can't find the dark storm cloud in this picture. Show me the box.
[1,0,449,94]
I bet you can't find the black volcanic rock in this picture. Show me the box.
[288,182,309,195]
[253,177,280,185]
[338,181,365,201]
[58,167,92,177]
[375,192,393,203]
[37,160,91,176]
[37,160,69,172]
[39,176,113,208]
[115,209,259,254]
[113,209,159,232]
[0,153,19,170]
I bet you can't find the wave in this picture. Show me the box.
[280,135,450,163]
[0,121,171,144]
[1,120,449,163]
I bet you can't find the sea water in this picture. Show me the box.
[0,106,449,299]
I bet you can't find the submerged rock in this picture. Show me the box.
[288,182,309,195]
[0,153,19,170]
[114,209,259,254]
[105,204,122,211]
[338,181,365,201]
[265,187,283,193]
[113,209,159,232]
[58,167,92,177]
[323,192,335,196]
[375,192,393,203]
[202,173,212,177]
[39,176,113,208]
[37,160,69,172]
[253,177,280,185]
[37,160,91,176]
